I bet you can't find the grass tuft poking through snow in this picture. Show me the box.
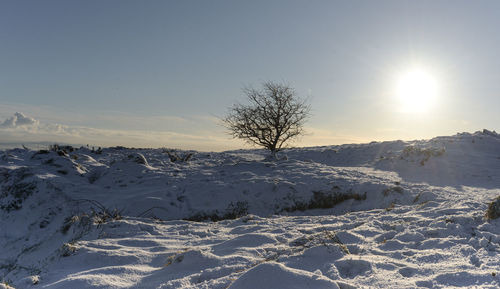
[283,188,367,212]
[185,201,249,222]
[486,196,500,220]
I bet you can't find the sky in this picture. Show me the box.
[1,0,500,151]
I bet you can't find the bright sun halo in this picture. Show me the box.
[395,69,438,113]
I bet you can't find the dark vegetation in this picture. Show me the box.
[164,150,194,162]
[0,167,36,212]
[32,144,76,159]
[382,186,404,196]
[283,187,367,213]
[61,199,122,234]
[400,146,445,166]
[486,196,500,220]
[185,201,249,222]
[127,152,149,165]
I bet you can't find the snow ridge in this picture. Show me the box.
[1,131,500,288]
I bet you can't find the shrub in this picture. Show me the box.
[164,150,193,162]
[49,144,75,154]
[486,196,500,220]
[63,199,123,232]
[382,186,403,196]
[61,242,77,257]
[127,153,148,165]
[283,187,367,212]
[0,168,36,211]
[308,190,366,209]
[92,208,122,224]
[400,146,445,166]
[185,201,249,222]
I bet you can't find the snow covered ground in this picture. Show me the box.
[1,130,500,288]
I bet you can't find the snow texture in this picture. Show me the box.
[1,130,500,288]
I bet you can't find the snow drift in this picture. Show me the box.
[1,130,500,288]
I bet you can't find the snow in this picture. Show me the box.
[1,130,500,288]
[228,262,340,289]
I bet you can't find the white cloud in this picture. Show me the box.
[0,112,241,151]
[0,110,366,151]
[0,112,39,128]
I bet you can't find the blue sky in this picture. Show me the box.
[1,0,499,150]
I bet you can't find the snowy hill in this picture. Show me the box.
[1,130,500,288]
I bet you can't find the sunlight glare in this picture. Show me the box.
[395,69,438,113]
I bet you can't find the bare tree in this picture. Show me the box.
[223,81,311,153]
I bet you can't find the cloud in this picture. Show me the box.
[0,112,39,128]
[0,111,369,151]
[0,112,240,151]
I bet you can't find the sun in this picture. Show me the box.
[395,68,438,113]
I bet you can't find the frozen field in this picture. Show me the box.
[1,130,500,288]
